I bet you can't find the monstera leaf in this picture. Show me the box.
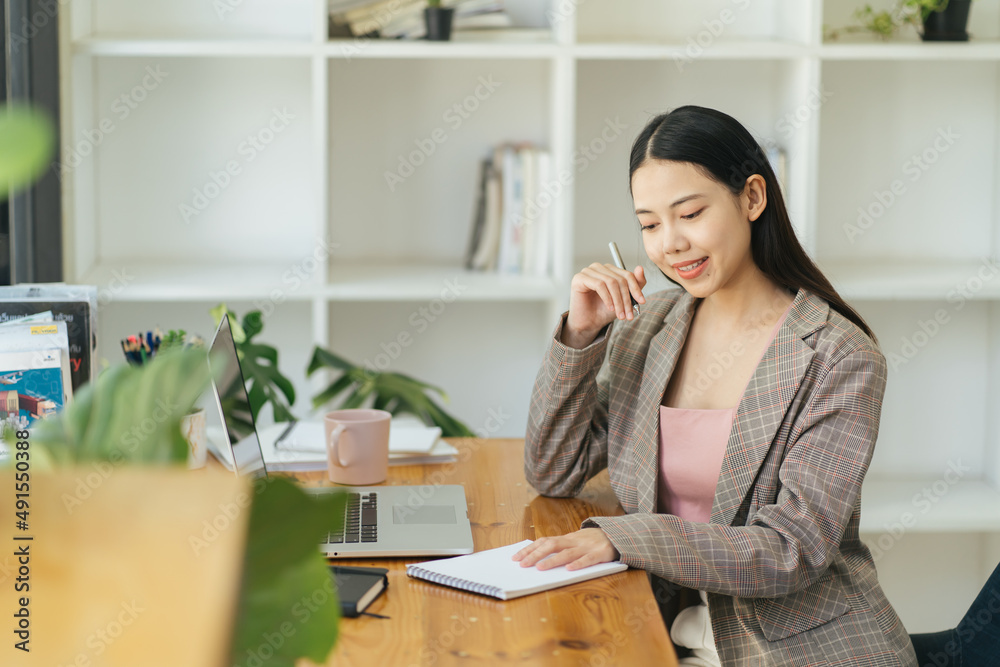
[211,304,296,436]
[307,346,474,437]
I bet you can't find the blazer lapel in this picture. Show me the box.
[631,290,698,514]
[710,288,828,526]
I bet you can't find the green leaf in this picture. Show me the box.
[307,346,356,375]
[0,105,54,202]
[217,308,296,424]
[310,374,357,410]
[242,310,265,341]
[306,345,475,435]
[340,385,373,409]
[231,477,346,667]
[18,348,211,465]
[212,303,248,343]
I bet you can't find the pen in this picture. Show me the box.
[608,241,640,317]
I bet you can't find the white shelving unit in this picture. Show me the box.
[59,0,1000,631]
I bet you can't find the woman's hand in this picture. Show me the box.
[511,528,620,571]
[563,263,646,349]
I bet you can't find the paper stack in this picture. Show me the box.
[209,415,458,472]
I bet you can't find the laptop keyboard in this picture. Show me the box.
[325,492,378,544]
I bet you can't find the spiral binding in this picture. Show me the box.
[407,565,504,599]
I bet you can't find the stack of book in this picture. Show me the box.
[0,284,97,393]
[0,315,73,463]
[329,0,513,39]
[465,142,553,277]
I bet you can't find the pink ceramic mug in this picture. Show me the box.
[325,409,391,485]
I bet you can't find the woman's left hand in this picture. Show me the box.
[511,528,620,571]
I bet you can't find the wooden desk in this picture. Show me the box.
[290,438,677,667]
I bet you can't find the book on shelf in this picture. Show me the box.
[406,539,628,600]
[0,284,97,393]
[465,142,553,277]
[331,0,512,40]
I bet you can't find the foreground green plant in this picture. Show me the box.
[11,349,346,667]
[307,346,474,437]
[0,104,54,202]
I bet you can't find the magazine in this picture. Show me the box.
[0,284,97,392]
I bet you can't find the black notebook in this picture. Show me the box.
[330,565,388,617]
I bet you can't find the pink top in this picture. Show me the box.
[656,300,794,522]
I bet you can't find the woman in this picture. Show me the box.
[513,105,918,666]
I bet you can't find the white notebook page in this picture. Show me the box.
[406,539,628,600]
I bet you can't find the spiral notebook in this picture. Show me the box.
[405,539,628,600]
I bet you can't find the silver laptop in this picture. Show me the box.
[208,313,474,558]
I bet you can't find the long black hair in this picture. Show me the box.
[629,105,877,345]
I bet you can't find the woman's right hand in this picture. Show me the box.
[562,263,646,348]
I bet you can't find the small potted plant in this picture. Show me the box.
[825,0,974,41]
[918,0,972,40]
[424,0,455,41]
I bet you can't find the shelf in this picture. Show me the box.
[71,30,557,59]
[323,262,557,301]
[78,261,324,302]
[820,259,1000,301]
[820,39,1000,61]
[573,38,808,60]
[325,28,557,59]
[69,34,1000,62]
[78,261,557,303]
[860,478,1000,533]
[73,37,316,57]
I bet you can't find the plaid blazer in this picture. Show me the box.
[525,287,917,667]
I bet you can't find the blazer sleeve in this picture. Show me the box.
[583,346,888,599]
[523,314,615,498]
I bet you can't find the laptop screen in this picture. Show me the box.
[208,314,267,478]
